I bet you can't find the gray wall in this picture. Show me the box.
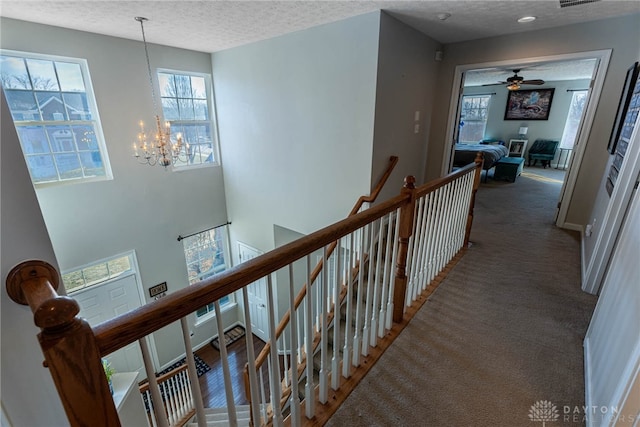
[463,79,592,162]
[213,12,381,260]
[371,12,442,198]
[0,18,237,369]
[426,13,640,226]
[1,90,68,426]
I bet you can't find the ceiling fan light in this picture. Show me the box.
[507,83,520,91]
[518,16,537,23]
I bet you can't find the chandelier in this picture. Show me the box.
[133,17,189,168]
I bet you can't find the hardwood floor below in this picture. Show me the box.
[195,332,266,408]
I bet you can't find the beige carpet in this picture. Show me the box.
[326,166,597,426]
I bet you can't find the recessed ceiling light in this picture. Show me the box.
[518,16,537,23]
[437,13,452,21]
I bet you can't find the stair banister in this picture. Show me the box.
[465,152,485,246]
[392,176,417,323]
[5,260,120,426]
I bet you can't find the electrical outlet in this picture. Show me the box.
[414,124,420,134]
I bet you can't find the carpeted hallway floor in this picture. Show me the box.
[326,166,598,426]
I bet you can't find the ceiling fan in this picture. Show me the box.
[489,69,545,90]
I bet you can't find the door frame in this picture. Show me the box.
[237,241,270,342]
[441,49,612,229]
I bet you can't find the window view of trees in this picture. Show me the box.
[459,95,492,143]
[1,53,109,184]
[158,71,215,167]
[182,227,230,318]
[62,254,132,293]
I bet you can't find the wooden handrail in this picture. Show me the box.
[6,158,483,427]
[349,156,399,216]
[253,155,399,370]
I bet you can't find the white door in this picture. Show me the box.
[73,274,146,378]
[237,242,270,342]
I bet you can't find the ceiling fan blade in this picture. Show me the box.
[521,79,545,85]
[481,81,507,86]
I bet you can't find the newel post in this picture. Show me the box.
[392,176,417,323]
[464,152,484,247]
[6,260,120,427]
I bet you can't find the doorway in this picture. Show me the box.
[237,242,269,342]
[443,50,612,229]
[72,273,148,378]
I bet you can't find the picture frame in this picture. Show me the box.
[607,61,640,154]
[504,88,555,120]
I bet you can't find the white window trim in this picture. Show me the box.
[156,67,221,170]
[193,299,237,327]
[0,49,113,186]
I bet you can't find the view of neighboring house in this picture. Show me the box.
[1,7,639,427]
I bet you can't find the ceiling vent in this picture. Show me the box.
[559,0,601,8]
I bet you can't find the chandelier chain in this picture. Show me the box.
[136,17,159,114]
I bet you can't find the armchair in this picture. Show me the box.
[527,139,559,168]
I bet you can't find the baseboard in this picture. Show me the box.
[581,233,588,288]
[584,337,594,427]
[562,222,584,232]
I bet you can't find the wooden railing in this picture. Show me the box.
[6,154,482,427]
[139,364,196,427]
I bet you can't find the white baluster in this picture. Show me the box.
[214,301,238,427]
[378,214,393,337]
[259,366,268,423]
[145,390,158,427]
[140,338,169,427]
[412,197,426,299]
[387,209,401,327]
[342,232,354,378]
[288,264,301,425]
[319,247,329,403]
[304,255,315,419]
[425,192,438,285]
[241,287,262,427]
[352,224,365,366]
[160,381,174,425]
[370,219,385,348]
[266,275,284,426]
[331,238,341,391]
[419,194,434,293]
[180,317,206,427]
[282,334,290,388]
[361,221,376,356]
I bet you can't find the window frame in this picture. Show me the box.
[156,68,220,171]
[459,94,492,144]
[181,225,232,324]
[0,49,113,187]
[61,251,136,295]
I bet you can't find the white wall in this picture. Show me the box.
[213,12,381,259]
[584,179,640,426]
[426,13,640,226]
[1,89,68,426]
[371,12,442,196]
[0,18,236,368]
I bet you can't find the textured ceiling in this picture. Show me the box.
[1,1,639,54]
[0,1,637,84]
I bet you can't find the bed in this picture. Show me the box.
[453,143,509,171]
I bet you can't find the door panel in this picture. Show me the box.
[238,242,269,342]
[72,274,145,378]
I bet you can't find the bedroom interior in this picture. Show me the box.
[454,57,597,186]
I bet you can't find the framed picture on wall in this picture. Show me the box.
[607,61,640,154]
[504,88,555,120]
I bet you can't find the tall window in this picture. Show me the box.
[560,90,589,149]
[1,51,111,184]
[182,226,230,319]
[459,95,492,143]
[158,70,217,168]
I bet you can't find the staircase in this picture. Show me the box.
[7,154,484,427]
[186,406,251,427]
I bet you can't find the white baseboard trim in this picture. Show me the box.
[584,337,594,427]
[562,222,584,232]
